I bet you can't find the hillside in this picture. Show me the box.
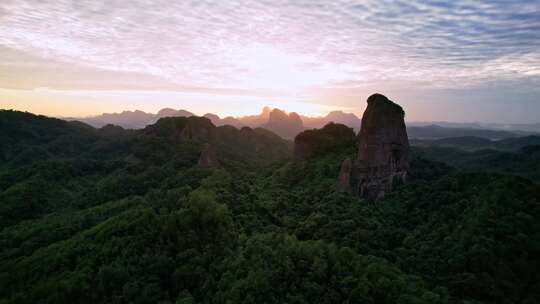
[0,110,292,227]
[407,125,519,140]
[413,145,540,180]
[0,109,539,304]
[412,135,540,151]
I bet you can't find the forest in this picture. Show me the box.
[0,109,539,304]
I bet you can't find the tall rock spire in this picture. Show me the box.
[352,93,410,201]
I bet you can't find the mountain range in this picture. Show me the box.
[66,107,362,139]
[68,107,539,141]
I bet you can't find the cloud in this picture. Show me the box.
[0,0,539,93]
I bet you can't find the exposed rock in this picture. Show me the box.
[198,143,220,168]
[294,122,355,160]
[262,109,305,139]
[337,158,352,192]
[352,93,410,201]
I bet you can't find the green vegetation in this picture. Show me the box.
[294,122,356,158]
[1,110,539,303]
[411,135,540,151]
[413,144,540,180]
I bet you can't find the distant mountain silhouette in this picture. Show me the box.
[260,109,304,139]
[303,111,362,132]
[65,109,194,129]
[68,107,536,141]
[237,106,272,127]
[203,113,244,128]
[70,110,155,129]
[68,106,364,140]
[156,108,194,118]
[407,125,519,140]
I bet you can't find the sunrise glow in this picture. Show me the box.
[1,1,539,122]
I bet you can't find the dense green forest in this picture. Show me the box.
[1,110,539,304]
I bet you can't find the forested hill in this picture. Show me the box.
[0,110,291,169]
[0,110,291,227]
[1,110,539,304]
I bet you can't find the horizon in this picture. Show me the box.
[4,102,540,127]
[62,105,540,126]
[1,1,540,123]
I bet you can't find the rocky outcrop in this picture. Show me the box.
[198,143,220,168]
[345,94,410,201]
[337,158,352,192]
[294,122,356,160]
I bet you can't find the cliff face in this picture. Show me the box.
[337,158,352,192]
[351,94,410,201]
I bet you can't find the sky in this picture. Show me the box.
[1,0,539,122]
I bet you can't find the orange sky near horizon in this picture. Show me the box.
[0,88,358,119]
